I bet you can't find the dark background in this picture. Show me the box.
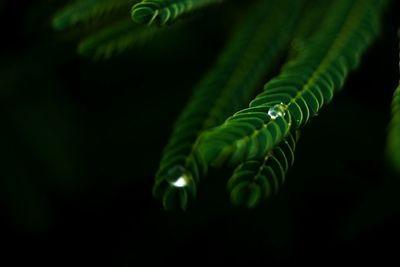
[0,0,400,265]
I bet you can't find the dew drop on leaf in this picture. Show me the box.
[268,103,287,119]
[166,165,192,188]
[171,177,188,187]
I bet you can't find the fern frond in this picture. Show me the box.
[228,131,299,208]
[196,0,387,168]
[153,0,304,210]
[52,0,136,30]
[131,0,223,26]
[78,18,158,59]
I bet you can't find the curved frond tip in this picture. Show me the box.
[228,131,299,208]
[153,165,197,210]
[131,0,223,26]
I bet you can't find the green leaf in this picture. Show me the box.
[131,0,223,26]
[156,166,194,211]
[196,0,388,168]
[52,0,136,30]
[228,131,299,208]
[153,0,304,210]
[78,18,159,59]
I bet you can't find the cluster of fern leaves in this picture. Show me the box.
[52,0,399,210]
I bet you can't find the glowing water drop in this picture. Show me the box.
[171,176,188,187]
[166,165,191,188]
[268,103,286,119]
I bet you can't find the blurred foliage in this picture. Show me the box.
[0,0,400,265]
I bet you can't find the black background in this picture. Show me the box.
[0,0,400,265]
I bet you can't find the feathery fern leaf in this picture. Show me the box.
[196,0,388,168]
[53,0,136,30]
[131,0,223,26]
[228,130,299,208]
[153,0,304,210]
[78,18,158,59]
[225,1,332,209]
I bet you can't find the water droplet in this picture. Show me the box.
[166,165,191,188]
[171,176,188,187]
[268,103,287,120]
